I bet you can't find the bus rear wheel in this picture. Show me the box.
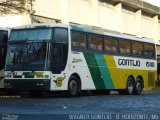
[135,80,142,95]
[67,76,80,97]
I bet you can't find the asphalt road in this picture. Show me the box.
[0,91,160,120]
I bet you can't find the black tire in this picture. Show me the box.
[126,78,135,95]
[135,80,142,95]
[67,76,80,97]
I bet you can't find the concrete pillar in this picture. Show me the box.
[135,10,142,38]
[60,0,69,24]
[152,15,159,44]
[115,3,122,33]
[90,0,98,26]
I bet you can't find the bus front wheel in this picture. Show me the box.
[67,76,80,97]
[126,78,135,95]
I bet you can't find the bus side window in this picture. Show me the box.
[104,37,117,53]
[97,36,103,51]
[132,42,143,56]
[88,35,103,51]
[143,43,154,58]
[119,40,131,55]
[71,31,87,50]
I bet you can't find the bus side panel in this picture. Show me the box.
[69,52,96,90]
[104,55,157,89]
[83,53,157,90]
[50,52,96,91]
[50,52,156,91]
[83,52,115,90]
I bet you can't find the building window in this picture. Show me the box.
[98,0,115,8]
[122,5,135,14]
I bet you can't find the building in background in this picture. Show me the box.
[0,0,160,46]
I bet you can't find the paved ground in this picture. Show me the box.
[0,91,160,120]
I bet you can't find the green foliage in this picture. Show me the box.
[0,0,35,15]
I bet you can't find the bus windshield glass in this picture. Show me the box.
[6,42,50,71]
[6,28,52,71]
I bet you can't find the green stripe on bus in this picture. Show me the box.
[84,52,106,89]
[94,54,114,89]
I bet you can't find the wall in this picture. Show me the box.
[141,12,153,38]
[122,6,136,35]
[68,0,91,25]
[33,0,61,20]
[97,2,117,31]
[0,0,160,44]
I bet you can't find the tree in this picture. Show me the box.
[0,0,34,15]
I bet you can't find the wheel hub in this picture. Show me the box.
[136,82,141,94]
[128,81,133,94]
[70,80,77,94]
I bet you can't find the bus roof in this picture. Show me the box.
[11,23,68,30]
[11,23,155,44]
[0,27,10,31]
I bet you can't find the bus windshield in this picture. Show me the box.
[6,28,52,71]
[6,42,50,71]
[5,28,52,71]
[5,27,69,72]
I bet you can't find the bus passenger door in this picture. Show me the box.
[51,28,68,74]
[51,43,68,74]
[51,43,62,74]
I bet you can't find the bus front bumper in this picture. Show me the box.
[4,79,51,91]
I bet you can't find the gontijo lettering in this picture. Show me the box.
[118,59,140,67]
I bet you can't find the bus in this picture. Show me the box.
[4,24,157,96]
[0,28,9,90]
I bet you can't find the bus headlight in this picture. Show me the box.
[5,72,12,78]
